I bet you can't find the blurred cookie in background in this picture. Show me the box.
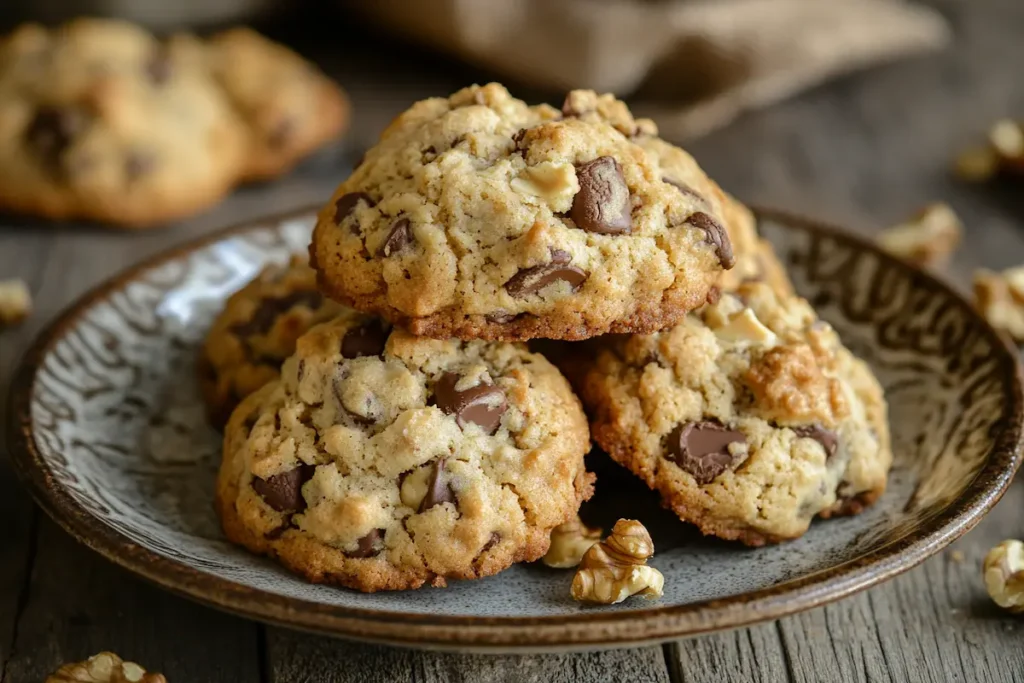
[0,19,348,228]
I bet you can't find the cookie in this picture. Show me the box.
[216,316,594,591]
[202,28,349,181]
[581,282,891,545]
[310,84,735,341]
[199,255,346,427]
[0,20,348,227]
[0,19,247,226]
[633,134,792,298]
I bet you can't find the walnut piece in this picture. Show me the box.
[542,516,602,568]
[570,519,664,604]
[984,539,1024,613]
[510,161,580,212]
[0,279,31,327]
[973,266,1024,341]
[877,203,962,268]
[955,119,1024,182]
[46,652,167,683]
[711,307,777,346]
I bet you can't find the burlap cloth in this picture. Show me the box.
[348,0,949,139]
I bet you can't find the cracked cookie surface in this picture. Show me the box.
[311,83,733,341]
[216,316,594,591]
[581,282,891,545]
[199,255,347,427]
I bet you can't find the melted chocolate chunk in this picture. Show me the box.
[792,424,838,459]
[666,420,746,485]
[377,217,413,257]
[419,457,457,512]
[348,528,385,558]
[663,177,704,202]
[433,372,507,434]
[504,250,588,298]
[570,156,632,235]
[341,319,388,359]
[686,212,735,269]
[229,290,323,338]
[252,464,316,512]
[26,106,89,172]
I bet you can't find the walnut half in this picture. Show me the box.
[974,266,1024,342]
[877,203,962,268]
[570,519,664,604]
[0,279,31,327]
[542,516,602,569]
[984,539,1024,613]
[46,652,166,683]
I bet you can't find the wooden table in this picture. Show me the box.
[2,1,1023,680]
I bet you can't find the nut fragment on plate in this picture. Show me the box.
[983,540,1024,613]
[876,203,962,268]
[570,519,664,604]
[973,266,1024,341]
[0,279,31,326]
[46,652,166,683]
[954,119,1024,182]
[542,516,602,568]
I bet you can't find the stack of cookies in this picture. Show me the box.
[208,83,893,592]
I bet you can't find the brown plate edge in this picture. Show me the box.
[6,205,1023,652]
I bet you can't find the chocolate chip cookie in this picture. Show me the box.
[310,84,735,341]
[199,255,346,427]
[581,282,891,545]
[633,133,792,298]
[0,20,348,227]
[216,316,594,591]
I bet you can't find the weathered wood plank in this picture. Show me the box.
[668,624,791,683]
[266,629,671,683]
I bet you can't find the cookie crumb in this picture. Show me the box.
[877,203,962,268]
[949,549,965,563]
[974,266,1024,342]
[984,540,1024,614]
[46,651,166,683]
[571,519,664,604]
[0,279,31,327]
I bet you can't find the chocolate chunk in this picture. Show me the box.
[705,286,722,306]
[570,156,632,235]
[687,211,735,269]
[348,528,385,558]
[504,251,588,298]
[663,177,704,202]
[792,424,838,459]
[26,106,89,170]
[433,372,507,434]
[230,290,323,337]
[341,319,388,359]
[252,464,315,512]
[334,192,374,225]
[667,421,745,485]
[512,128,529,150]
[145,48,172,85]
[377,217,413,257]
[419,457,457,512]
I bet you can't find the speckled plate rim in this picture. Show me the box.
[7,206,1024,652]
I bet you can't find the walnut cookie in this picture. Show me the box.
[199,255,347,428]
[216,315,594,591]
[311,84,736,341]
[580,282,891,545]
[0,19,347,227]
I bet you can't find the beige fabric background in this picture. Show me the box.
[350,0,950,139]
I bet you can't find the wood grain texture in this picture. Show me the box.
[266,629,671,683]
[0,0,1023,681]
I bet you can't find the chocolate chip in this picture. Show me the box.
[348,528,385,558]
[570,156,632,235]
[792,424,838,459]
[25,106,89,170]
[377,217,413,257]
[481,531,500,553]
[667,421,745,485]
[334,191,374,230]
[124,150,155,182]
[341,319,388,359]
[419,457,456,512]
[663,177,704,202]
[504,251,588,298]
[145,48,172,85]
[433,372,507,434]
[252,464,316,512]
[687,212,735,269]
[230,290,323,338]
[512,128,529,150]
[705,286,722,306]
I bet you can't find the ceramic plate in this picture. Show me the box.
[8,208,1023,652]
